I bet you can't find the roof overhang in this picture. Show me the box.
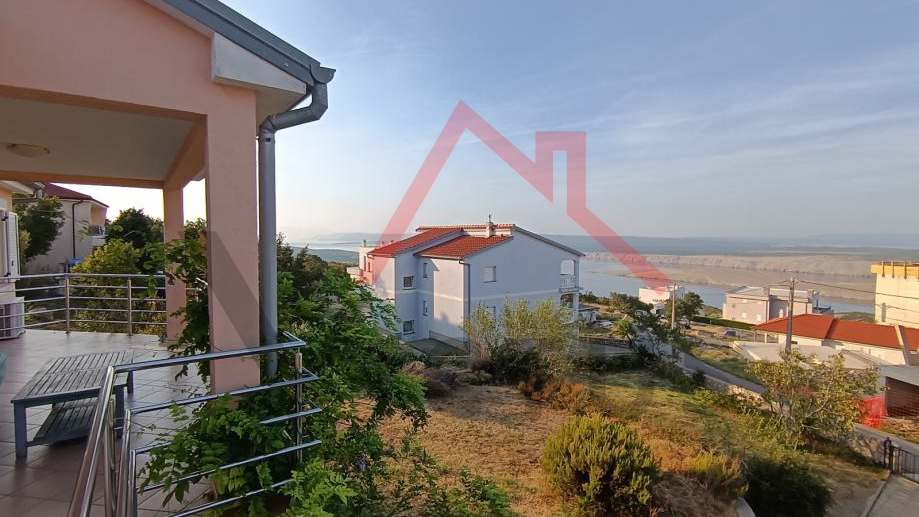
[0,0,333,189]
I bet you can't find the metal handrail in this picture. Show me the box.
[68,332,317,517]
[12,272,200,336]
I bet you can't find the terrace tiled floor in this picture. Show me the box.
[0,330,208,516]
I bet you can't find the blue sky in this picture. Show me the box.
[73,0,919,243]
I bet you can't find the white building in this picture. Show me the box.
[751,314,919,366]
[723,285,831,324]
[638,284,684,316]
[872,262,919,328]
[23,184,108,273]
[352,221,583,346]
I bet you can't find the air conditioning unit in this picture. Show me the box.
[0,296,25,340]
[0,209,21,280]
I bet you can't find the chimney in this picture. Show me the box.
[485,214,495,237]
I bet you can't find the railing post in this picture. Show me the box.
[64,274,71,333]
[103,402,116,517]
[295,352,304,463]
[126,278,133,335]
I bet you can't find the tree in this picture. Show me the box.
[14,195,65,262]
[107,208,163,272]
[463,304,501,359]
[750,350,878,446]
[664,291,704,321]
[608,293,652,316]
[464,298,577,374]
[107,208,163,248]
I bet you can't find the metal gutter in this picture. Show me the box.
[259,83,329,377]
[153,0,334,86]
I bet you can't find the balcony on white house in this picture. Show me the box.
[559,273,579,292]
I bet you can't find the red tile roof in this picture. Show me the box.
[415,235,512,259]
[368,227,460,257]
[753,314,919,351]
[42,184,108,207]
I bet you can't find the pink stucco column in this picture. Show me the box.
[163,186,186,341]
[204,101,261,392]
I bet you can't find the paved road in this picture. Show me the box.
[866,475,919,517]
[618,336,919,460]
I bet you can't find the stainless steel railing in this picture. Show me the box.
[67,333,319,517]
[11,272,200,336]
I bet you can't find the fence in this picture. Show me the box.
[883,439,919,479]
[10,273,200,336]
[68,333,318,517]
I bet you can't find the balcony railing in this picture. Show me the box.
[559,274,578,291]
[6,273,204,337]
[67,333,319,517]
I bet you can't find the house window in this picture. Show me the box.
[755,314,762,322]
[489,305,497,319]
[403,276,415,290]
[483,266,496,283]
[423,262,429,278]
[403,319,415,335]
[423,300,429,316]
[741,312,748,319]
[366,258,372,272]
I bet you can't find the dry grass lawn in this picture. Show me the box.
[380,370,885,517]
[380,384,569,516]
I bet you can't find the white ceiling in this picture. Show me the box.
[0,97,193,182]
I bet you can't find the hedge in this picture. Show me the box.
[691,316,753,331]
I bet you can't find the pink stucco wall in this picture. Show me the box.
[0,0,262,391]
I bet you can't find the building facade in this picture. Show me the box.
[22,184,108,273]
[752,314,919,366]
[723,285,831,324]
[353,222,583,345]
[872,262,919,328]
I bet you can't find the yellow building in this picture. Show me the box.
[872,262,919,328]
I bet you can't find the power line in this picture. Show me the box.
[792,279,919,303]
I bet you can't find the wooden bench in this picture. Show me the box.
[11,350,135,458]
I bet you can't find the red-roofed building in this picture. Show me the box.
[351,219,584,346]
[752,314,919,365]
[23,184,109,272]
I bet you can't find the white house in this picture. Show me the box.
[352,221,583,346]
[24,184,108,273]
[751,314,919,366]
[638,284,684,316]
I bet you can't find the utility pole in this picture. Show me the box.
[670,284,678,330]
[785,277,796,352]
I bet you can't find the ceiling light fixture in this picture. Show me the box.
[5,143,51,158]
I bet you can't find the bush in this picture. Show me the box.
[744,457,831,517]
[401,362,463,398]
[691,316,752,330]
[543,415,658,517]
[488,344,544,384]
[685,450,747,501]
[518,370,557,400]
[518,375,593,415]
[467,357,492,372]
[572,354,644,374]
[551,380,592,415]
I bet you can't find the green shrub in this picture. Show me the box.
[543,415,658,517]
[489,344,544,384]
[572,354,644,373]
[691,316,752,330]
[744,456,831,517]
[686,450,747,501]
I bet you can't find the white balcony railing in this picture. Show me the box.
[560,274,578,291]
